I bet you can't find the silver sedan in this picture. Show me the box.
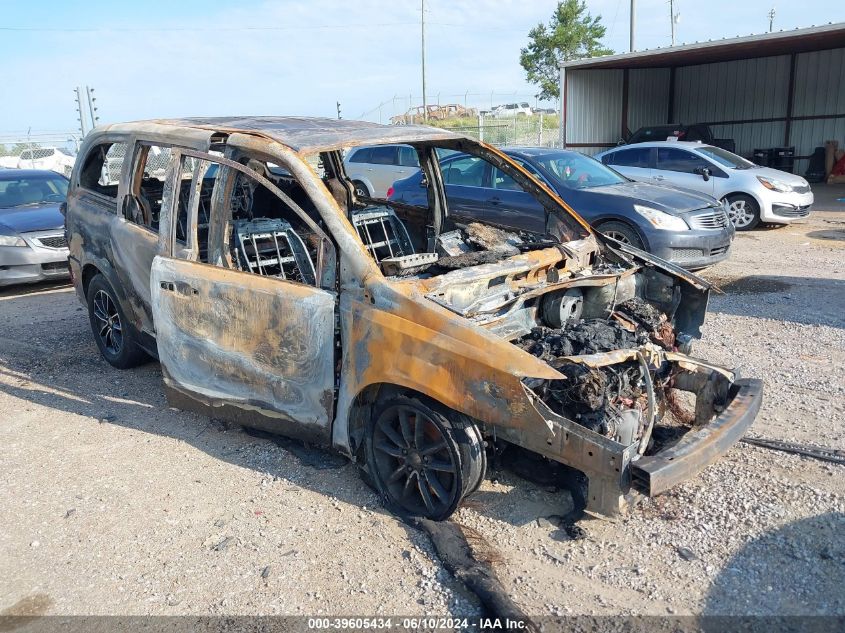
[0,169,71,286]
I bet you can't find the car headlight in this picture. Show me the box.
[757,176,793,193]
[0,234,27,247]
[632,205,689,230]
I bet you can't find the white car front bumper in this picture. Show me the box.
[759,190,814,223]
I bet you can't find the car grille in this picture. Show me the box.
[689,208,729,230]
[34,234,68,249]
[772,204,811,218]
[671,248,703,260]
[672,245,730,261]
[41,261,69,273]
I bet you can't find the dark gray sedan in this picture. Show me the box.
[389,147,734,269]
[0,169,71,286]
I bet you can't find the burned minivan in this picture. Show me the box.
[65,117,762,520]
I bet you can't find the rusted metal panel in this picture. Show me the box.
[150,256,336,435]
[632,378,763,495]
[148,117,463,154]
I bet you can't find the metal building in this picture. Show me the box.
[558,23,845,175]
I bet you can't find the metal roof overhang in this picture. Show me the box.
[560,22,845,70]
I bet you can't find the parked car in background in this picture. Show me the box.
[0,169,70,286]
[597,141,814,230]
[388,148,734,270]
[491,102,532,118]
[343,144,421,197]
[623,124,735,153]
[0,146,76,178]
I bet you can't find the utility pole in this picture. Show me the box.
[336,101,342,120]
[670,0,675,46]
[629,0,636,52]
[421,0,427,121]
[86,85,99,129]
[74,87,87,137]
[768,7,776,32]
[27,127,34,168]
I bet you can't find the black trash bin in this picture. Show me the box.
[805,147,827,183]
[752,148,773,167]
[771,147,795,173]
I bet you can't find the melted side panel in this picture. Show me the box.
[151,256,336,437]
[109,218,158,333]
[332,281,565,455]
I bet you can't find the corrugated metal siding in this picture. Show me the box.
[675,55,791,123]
[793,48,845,116]
[573,146,613,158]
[710,121,786,154]
[563,46,844,173]
[566,69,623,145]
[627,68,670,132]
[791,48,845,175]
[790,117,845,175]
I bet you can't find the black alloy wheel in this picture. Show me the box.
[367,397,477,520]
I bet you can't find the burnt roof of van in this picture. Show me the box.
[143,116,465,153]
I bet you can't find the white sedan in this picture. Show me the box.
[596,141,813,230]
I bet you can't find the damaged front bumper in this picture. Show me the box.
[509,347,763,517]
[631,377,762,495]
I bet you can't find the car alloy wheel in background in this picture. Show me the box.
[723,195,760,230]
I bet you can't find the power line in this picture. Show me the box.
[0,21,532,34]
[0,22,419,33]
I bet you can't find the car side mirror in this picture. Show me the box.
[420,175,428,187]
[59,202,67,217]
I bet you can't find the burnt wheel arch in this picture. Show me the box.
[81,263,101,298]
[347,384,486,505]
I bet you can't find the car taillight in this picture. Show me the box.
[386,186,395,198]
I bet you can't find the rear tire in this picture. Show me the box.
[723,194,760,230]
[365,395,485,520]
[86,274,147,369]
[599,221,645,250]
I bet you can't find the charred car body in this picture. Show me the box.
[65,117,762,520]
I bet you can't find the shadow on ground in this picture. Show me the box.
[703,512,845,620]
[806,229,845,242]
[0,280,70,299]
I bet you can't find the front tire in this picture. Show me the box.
[365,395,485,520]
[723,194,760,230]
[86,274,147,369]
[599,221,645,249]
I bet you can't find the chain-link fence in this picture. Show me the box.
[437,115,561,148]
[0,134,82,178]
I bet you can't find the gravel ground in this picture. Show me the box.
[1,189,843,618]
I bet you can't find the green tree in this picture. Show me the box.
[520,0,614,100]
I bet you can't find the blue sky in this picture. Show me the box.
[0,0,843,135]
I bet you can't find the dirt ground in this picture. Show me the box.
[1,186,844,619]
